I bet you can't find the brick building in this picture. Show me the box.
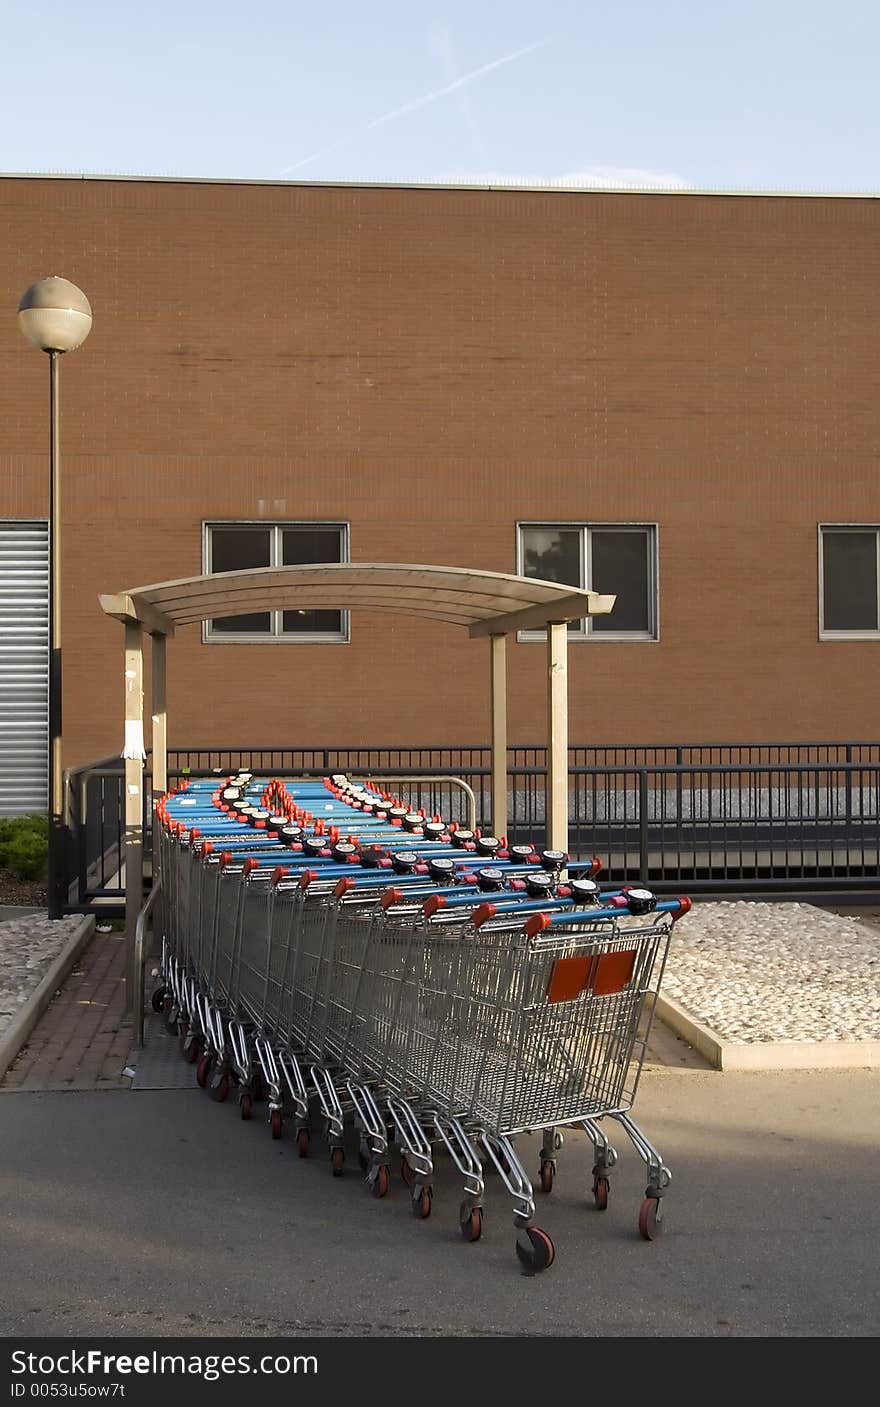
[1,174,879,808]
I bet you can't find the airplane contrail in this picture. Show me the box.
[278,38,549,175]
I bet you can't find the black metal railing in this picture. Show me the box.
[159,741,880,772]
[62,742,880,911]
[64,757,127,911]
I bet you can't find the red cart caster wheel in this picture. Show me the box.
[539,1159,554,1194]
[594,1176,610,1211]
[209,1070,229,1103]
[400,1157,412,1187]
[639,1197,664,1240]
[331,1146,345,1177]
[460,1204,483,1242]
[183,1035,202,1065]
[240,1092,252,1120]
[515,1226,555,1274]
[151,987,166,1013]
[297,1129,310,1158]
[371,1165,390,1199]
[196,1053,212,1088]
[412,1186,432,1219]
[270,1109,283,1140]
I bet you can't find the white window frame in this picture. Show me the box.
[818,523,880,640]
[516,521,659,642]
[202,521,350,644]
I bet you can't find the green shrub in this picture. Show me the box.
[0,814,49,881]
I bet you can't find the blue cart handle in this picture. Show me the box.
[523,897,692,935]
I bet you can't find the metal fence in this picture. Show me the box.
[63,742,880,912]
[64,757,127,911]
[160,741,880,772]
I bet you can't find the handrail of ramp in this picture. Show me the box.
[132,876,161,1050]
[363,775,477,833]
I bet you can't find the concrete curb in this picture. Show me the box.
[0,915,96,1084]
[655,992,880,1071]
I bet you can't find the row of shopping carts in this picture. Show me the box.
[152,770,692,1273]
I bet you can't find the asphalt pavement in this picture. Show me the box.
[1,1066,877,1338]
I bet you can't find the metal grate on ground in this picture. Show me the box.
[127,1012,200,1090]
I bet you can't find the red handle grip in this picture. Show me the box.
[524,912,552,937]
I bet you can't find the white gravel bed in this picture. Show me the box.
[660,901,880,1044]
[0,915,83,1040]
[1,900,877,1053]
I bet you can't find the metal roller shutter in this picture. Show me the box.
[0,521,48,815]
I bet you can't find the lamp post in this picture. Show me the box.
[18,277,93,919]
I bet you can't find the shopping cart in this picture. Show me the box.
[318,885,688,1268]
[152,773,692,1272]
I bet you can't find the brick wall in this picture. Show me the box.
[1,177,879,766]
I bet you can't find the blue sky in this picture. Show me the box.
[2,0,879,190]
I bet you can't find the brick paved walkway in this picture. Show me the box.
[0,931,131,1091]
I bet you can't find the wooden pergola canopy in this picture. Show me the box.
[99,562,615,638]
[103,561,616,1013]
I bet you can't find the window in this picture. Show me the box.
[204,522,349,642]
[517,523,658,640]
[820,526,880,637]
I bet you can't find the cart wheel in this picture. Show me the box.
[371,1165,390,1199]
[400,1157,412,1187]
[593,1176,610,1211]
[209,1070,230,1103]
[539,1159,554,1194]
[196,1053,213,1088]
[270,1109,283,1140]
[151,986,166,1013]
[297,1128,310,1158]
[183,1035,202,1065]
[240,1092,252,1121]
[412,1186,432,1219]
[176,1020,189,1048]
[357,1145,370,1172]
[164,1010,179,1035]
[331,1146,345,1177]
[515,1226,555,1274]
[460,1205,483,1242]
[639,1197,664,1241]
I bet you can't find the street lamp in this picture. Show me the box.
[18,277,93,919]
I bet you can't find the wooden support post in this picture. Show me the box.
[489,634,508,838]
[547,622,569,855]
[150,632,167,900]
[124,620,145,1019]
[151,632,167,796]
